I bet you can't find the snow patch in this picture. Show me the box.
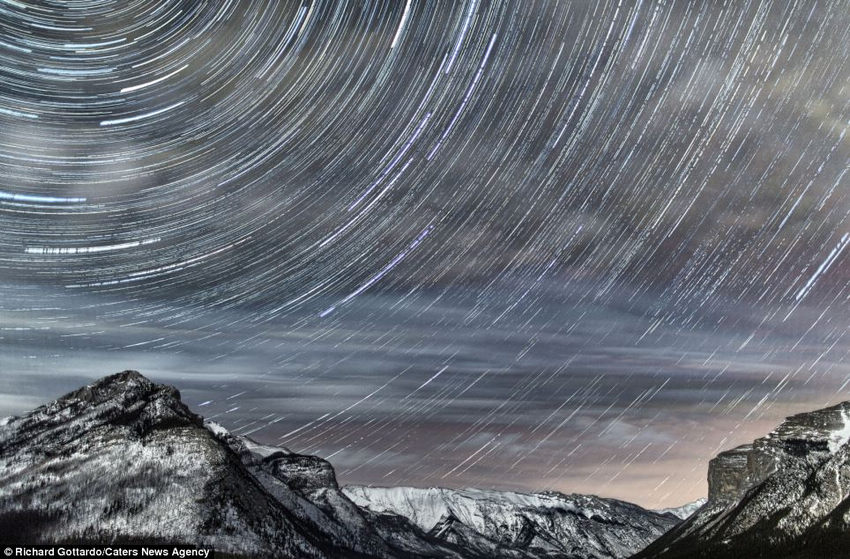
[205,420,231,438]
[828,408,850,453]
[241,437,291,457]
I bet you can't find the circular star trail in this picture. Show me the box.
[1,1,850,507]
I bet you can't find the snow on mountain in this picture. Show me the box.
[343,485,680,559]
[0,370,688,559]
[0,371,323,557]
[0,371,461,558]
[653,499,707,520]
[828,407,850,453]
[634,401,850,559]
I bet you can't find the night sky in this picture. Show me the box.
[1,0,850,508]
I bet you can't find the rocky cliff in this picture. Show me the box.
[633,401,850,559]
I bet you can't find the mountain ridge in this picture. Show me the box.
[0,371,457,558]
[0,370,688,559]
[343,485,683,559]
[633,401,850,558]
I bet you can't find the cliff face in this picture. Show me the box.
[706,444,755,504]
[633,401,850,559]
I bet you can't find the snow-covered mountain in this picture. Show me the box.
[343,486,682,559]
[634,402,850,558]
[653,499,707,520]
[0,371,464,558]
[0,371,688,558]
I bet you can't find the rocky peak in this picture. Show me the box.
[637,400,850,558]
[1,371,416,558]
[9,371,202,445]
[707,401,850,505]
[768,401,850,454]
[204,421,336,492]
[0,370,201,456]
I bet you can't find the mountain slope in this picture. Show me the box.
[0,371,463,558]
[205,421,467,558]
[0,370,325,557]
[343,485,682,559]
[633,402,850,559]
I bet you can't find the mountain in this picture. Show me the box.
[653,499,707,520]
[633,401,850,559]
[0,370,464,558]
[343,486,683,559]
[0,370,686,558]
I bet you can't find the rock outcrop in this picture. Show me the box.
[633,402,850,559]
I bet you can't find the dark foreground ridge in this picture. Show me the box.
[0,371,683,559]
[634,402,850,559]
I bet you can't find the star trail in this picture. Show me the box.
[1,0,850,508]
